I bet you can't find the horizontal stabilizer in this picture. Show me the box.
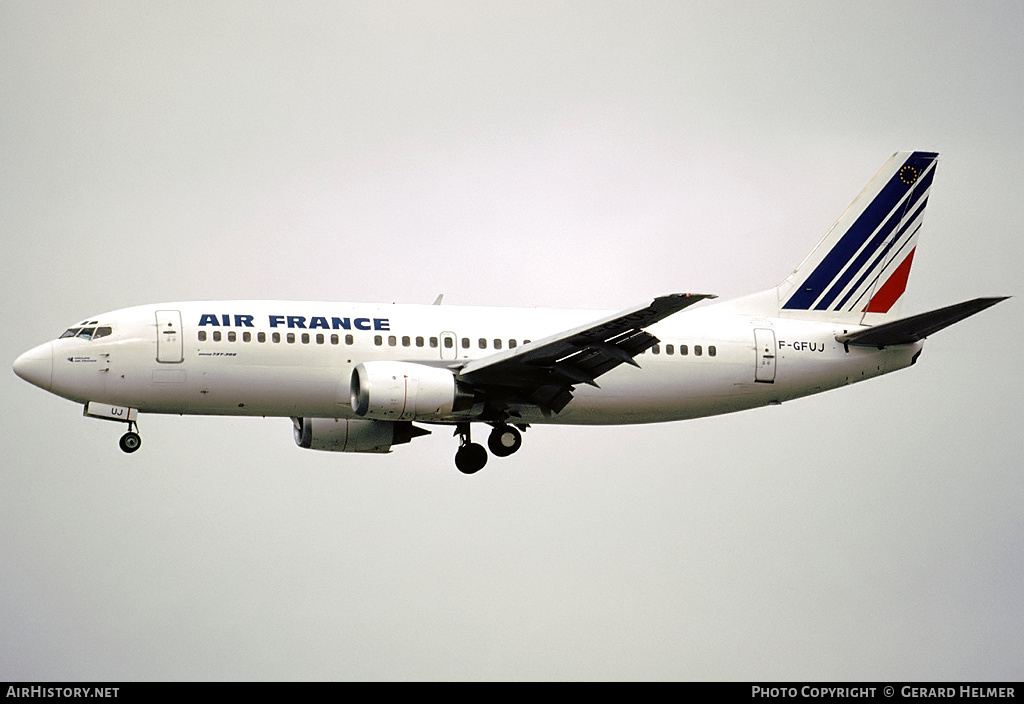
[836,297,1009,348]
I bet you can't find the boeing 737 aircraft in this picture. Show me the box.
[13,151,1008,473]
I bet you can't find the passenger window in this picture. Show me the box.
[374,335,382,346]
[258,332,266,343]
[316,333,324,344]
[478,338,487,349]
[666,344,674,355]
[329,334,338,345]
[493,339,502,350]
[198,331,207,342]
[345,334,354,345]
[287,333,296,344]
[509,339,517,348]
[388,335,397,346]
[228,331,236,342]
[709,345,717,357]
[680,345,688,356]
[213,331,222,342]
[695,345,702,356]
[461,338,469,349]
[416,336,424,347]
[652,344,660,355]
[301,333,310,344]
[243,331,251,342]
[272,332,281,343]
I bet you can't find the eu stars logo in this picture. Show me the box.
[899,165,919,185]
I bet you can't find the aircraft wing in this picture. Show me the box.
[457,293,715,415]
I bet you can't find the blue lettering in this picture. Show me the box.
[221,314,230,326]
[199,314,219,327]
[263,313,387,330]
[234,314,254,328]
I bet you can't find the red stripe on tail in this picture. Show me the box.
[864,248,916,314]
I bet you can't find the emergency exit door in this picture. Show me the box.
[439,331,458,361]
[754,328,776,383]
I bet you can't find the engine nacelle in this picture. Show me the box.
[292,417,425,453]
[350,361,472,421]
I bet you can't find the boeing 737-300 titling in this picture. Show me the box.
[13,151,1008,473]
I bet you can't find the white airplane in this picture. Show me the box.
[13,151,1007,473]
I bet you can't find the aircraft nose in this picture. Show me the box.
[13,342,53,391]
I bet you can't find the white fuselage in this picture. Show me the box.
[24,300,921,426]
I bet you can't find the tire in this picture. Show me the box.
[119,432,142,454]
[455,443,488,474]
[487,425,522,458]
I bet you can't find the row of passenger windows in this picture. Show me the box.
[436,337,530,350]
[648,343,717,357]
[196,330,717,357]
[196,330,533,349]
[199,330,354,344]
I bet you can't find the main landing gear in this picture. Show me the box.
[454,422,524,474]
[118,421,142,454]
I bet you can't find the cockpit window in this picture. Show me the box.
[59,325,112,341]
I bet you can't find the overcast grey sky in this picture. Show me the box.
[2,1,1021,681]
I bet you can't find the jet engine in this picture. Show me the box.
[292,417,427,453]
[350,361,473,421]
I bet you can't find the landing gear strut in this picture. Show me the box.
[119,421,142,454]
[454,423,487,474]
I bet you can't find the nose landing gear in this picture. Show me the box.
[83,403,143,454]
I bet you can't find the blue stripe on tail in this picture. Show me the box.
[782,151,937,311]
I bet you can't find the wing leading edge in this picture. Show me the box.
[458,293,715,415]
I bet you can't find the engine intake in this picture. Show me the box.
[350,361,473,421]
[292,417,427,453]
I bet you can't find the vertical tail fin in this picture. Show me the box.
[778,150,939,324]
